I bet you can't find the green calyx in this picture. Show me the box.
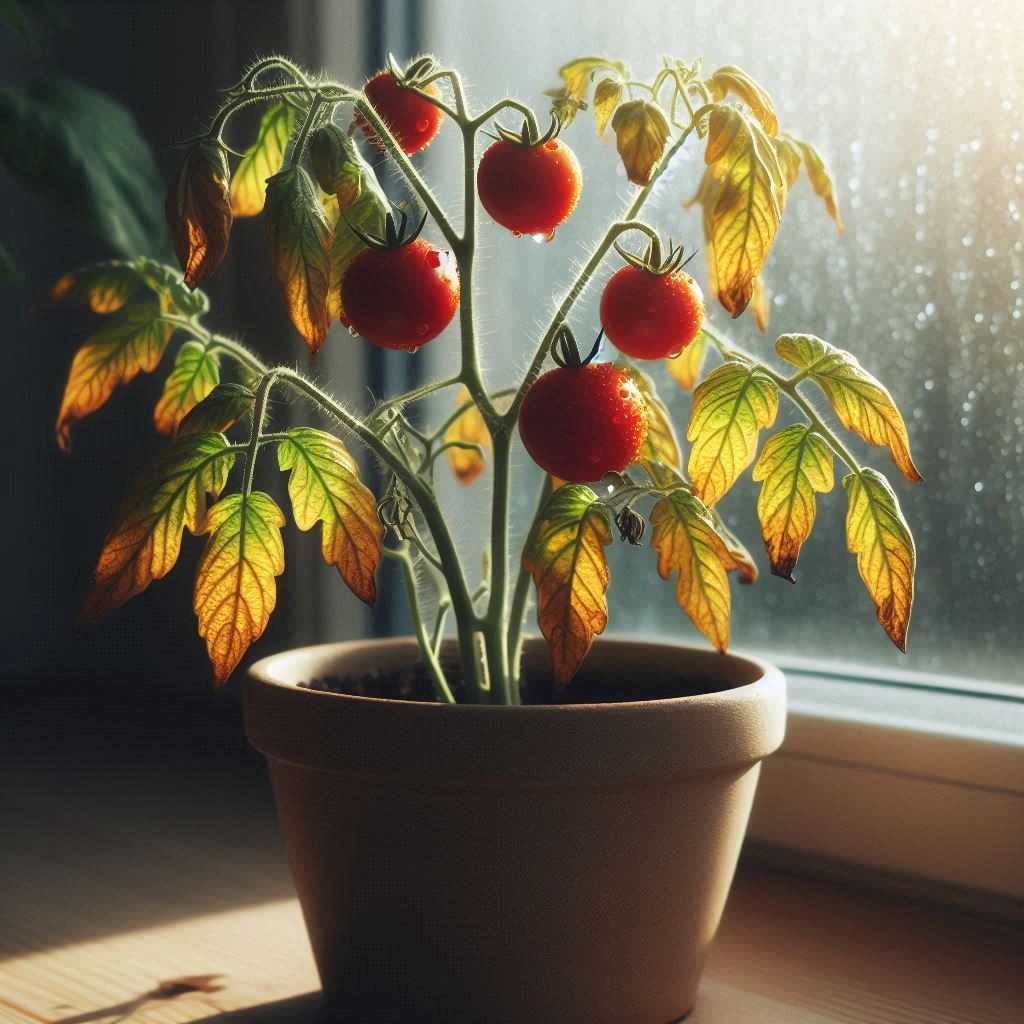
[550,324,604,368]
[614,237,697,276]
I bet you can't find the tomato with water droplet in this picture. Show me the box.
[357,70,443,155]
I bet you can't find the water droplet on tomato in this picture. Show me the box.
[531,230,556,244]
[667,348,683,359]
[545,140,559,151]
[416,118,431,132]
[425,249,442,268]
[402,343,420,353]
[512,230,523,239]
[612,414,624,426]
[416,323,430,336]
[347,326,359,338]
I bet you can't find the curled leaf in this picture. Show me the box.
[551,57,629,104]
[611,99,670,186]
[230,102,298,217]
[665,329,709,391]
[309,123,364,207]
[178,383,255,437]
[773,135,803,188]
[751,275,769,333]
[592,78,623,136]
[707,65,779,137]
[444,386,490,485]
[154,341,220,435]
[794,137,844,232]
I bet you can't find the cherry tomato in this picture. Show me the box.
[477,138,582,237]
[600,266,704,360]
[518,362,648,483]
[359,70,443,155]
[342,240,459,351]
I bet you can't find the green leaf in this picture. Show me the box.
[134,258,210,317]
[0,77,168,257]
[230,102,298,217]
[276,427,383,605]
[154,341,220,435]
[178,383,255,437]
[775,334,921,482]
[592,78,623,136]
[611,99,670,186]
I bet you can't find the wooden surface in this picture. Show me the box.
[2,677,1021,1023]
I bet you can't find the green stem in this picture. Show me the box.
[483,431,514,704]
[242,372,277,495]
[471,98,541,138]
[288,94,326,167]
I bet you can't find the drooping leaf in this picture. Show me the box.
[47,261,141,313]
[309,123,365,207]
[611,99,670,186]
[551,57,629,104]
[56,302,172,451]
[793,137,843,231]
[523,484,612,685]
[686,359,778,506]
[843,468,915,651]
[0,77,168,258]
[230,101,298,217]
[276,427,383,604]
[619,365,682,472]
[81,432,233,622]
[751,424,834,581]
[650,488,734,651]
[775,334,921,482]
[444,386,490,485]
[773,134,803,188]
[133,258,211,317]
[264,166,333,352]
[713,514,759,584]
[178,383,255,437]
[166,140,233,289]
[154,340,220,435]
[665,329,709,391]
[592,78,623,136]
[751,275,769,332]
[707,65,779,137]
[194,491,286,685]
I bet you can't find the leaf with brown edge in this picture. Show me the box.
[752,424,834,582]
[230,101,298,217]
[166,140,232,289]
[56,302,172,452]
[665,329,709,391]
[46,261,142,313]
[707,65,779,136]
[650,488,733,651]
[619,364,682,473]
[179,383,255,437]
[843,468,915,651]
[775,334,922,482]
[523,484,612,685]
[194,491,286,685]
[612,100,670,186]
[264,166,333,352]
[686,360,778,506]
[276,427,383,605]
[444,386,490,485]
[81,432,233,622]
[154,341,220,435]
[793,137,843,232]
[751,276,769,333]
[592,78,623,136]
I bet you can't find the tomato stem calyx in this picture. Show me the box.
[550,325,604,369]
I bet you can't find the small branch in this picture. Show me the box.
[507,473,552,685]
[470,98,541,137]
[242,372,277,495]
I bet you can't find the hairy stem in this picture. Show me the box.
[507,472,552,686]
[242,372,277,495]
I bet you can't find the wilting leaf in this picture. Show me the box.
[154,341,220,435]
[794,137,843,231]
[593,78,623,136]
[264,166,333,352]
[308,123,366,208]
[56,302,172,451]
[752,424,834,581]
[81,432,233,621]
[194,491,286,685]
[665,330,709,391]
[773,135,802,188]
[444,386,490,485]
[0,77,168,258]
[276,427,383,604]
[843,468,915,651]
[650,488,733,651]
[707,65,779,137]
[551,57,629,103]
[619,365,682,472]
[230,102,298,217]
[713,514,759,583]
[179,383,255,437]
[611,100,670,186]
[697,107,786,317]
[523,484,612,685]
[751,275,769,332]
[134,258,211,317]
[47,261,141,313]
[686,359,778,506]
[775,334,921,482]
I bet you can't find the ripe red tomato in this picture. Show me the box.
[518,363,648,483]
[359,70,443,155]
[600,266,704,360]
[477,138,582,237]
[342,240,459,350]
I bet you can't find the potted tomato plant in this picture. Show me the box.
[52,52,919,1022]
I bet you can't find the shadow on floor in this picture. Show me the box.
[191,993,325,1022]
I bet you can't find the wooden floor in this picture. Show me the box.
[2,676,1021,1023]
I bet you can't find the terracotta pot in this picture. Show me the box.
[245,637,785,1023]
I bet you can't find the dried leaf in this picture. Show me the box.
[707,65,779,136]
[794,137,843,231]
[444,386,490,485]
[611,99,670,186]
[230,102,298,217]
[178,382,255,437]
[592,78,623,136]
[154,341,220,435]
[665,329,709,391]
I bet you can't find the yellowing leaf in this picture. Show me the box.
[665,329,709,391]
[81,432,233,622]
[773,135,803,188]
[592,77,623,136]
[230,101,298,217]
[650,488,733,651]
[620,365,682,472]
[194,491,286,685]
[276,427,383,605]
[56,302,172,451]
[178,382,255,437]
[708,65,779,137]
[153,341,220,435]
[686,360,778,506]
[751,275,769,332]
[553,57,629,103]
[444,386,490,485]
[698,107,786,317]
[47,261,141,313]
[794,137,843,232]
[523,484,612,685]
[751,425,834,581]
[612,100,670,186]
[714,515,759,584]
[843,468,915,651]
[264,167,333,352]
[775,334,922,482]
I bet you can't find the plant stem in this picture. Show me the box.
[242,372,277,495]
[507,472,552,686]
